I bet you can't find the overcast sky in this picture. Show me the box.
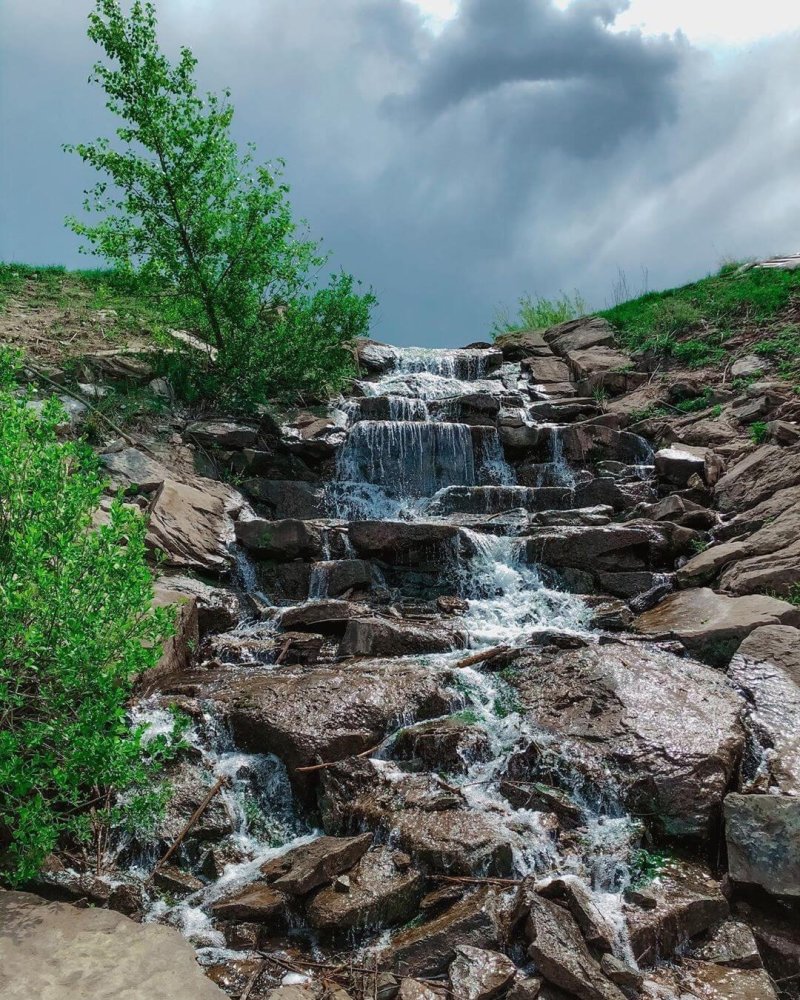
[2,1,800,346]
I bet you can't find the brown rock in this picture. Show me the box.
[234,518,323,560]
[507,642,744,839]
[693,920,762,969]
[599,954,642,990]
[185,420,260,449]
[348,521,460,561]
[655,444,724,487]
[728,625,800,794]
[724,794,800,899]
[645,959,779,1000]
[448,945,516,1000]
[153,866,204,896]
[634,588,800,659]
[381,888,501,978]
[148,478,238,574]
[338,616,467,658]
[536,876,617,953]
[210,883,287,921]
[0,889,228,1000]
[625,860,729,965]
[217,662,450,774]
[306,847,425,930]
[523,894,626,1000]
[261,834,373,895]
[714,444,800,513]
[393,718,492,774]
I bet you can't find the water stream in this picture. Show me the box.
[126,344,652,978]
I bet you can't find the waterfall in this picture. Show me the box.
[454,529,589,647]
[337,420,478,498]
[535,425,576,489]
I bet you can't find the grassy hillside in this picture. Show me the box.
[599,262,800,385]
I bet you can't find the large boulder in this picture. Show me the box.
[185,420,260,450]
[380,888,502,978]
[728,625,800,794]
[520,893,625,1000]
[235,518,323,560]
[197,662,451,775]
[645,960,779,1000]
[677,491,800,597]
[348,521,459,562]
[241,479,326,520]
[714,444,800,513]
[634,589,800,659]
[338,616,467,658]
[448,946,516,1000]
[0,890,227,999]
[261,834,373,895]
[494,329,551,360]
[157,574,240,635]
[544,317,616,355]
[724,794,800,899]
[654,444,725,487]
[147,478,240,574]
[357,339,400,373]
[320,760,516,875]
[306,847,425,930]
[147,586,198,679]
[100,446,169,492]
[624,860,729,965]
[506,641,744,838]
[210,883,287,922]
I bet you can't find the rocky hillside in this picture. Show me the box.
[2,260,799,1000]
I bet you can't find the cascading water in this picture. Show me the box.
[116,340,659,987]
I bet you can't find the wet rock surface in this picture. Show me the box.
[40,336,800,999]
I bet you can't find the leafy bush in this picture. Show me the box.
[65,0,374,409]
[749,421,769,444]
[493,290,587,335]
[0,349,177,883]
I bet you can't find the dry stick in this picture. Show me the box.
[431,874,522,887]
[295,744,381,775]
[150,775,228,877]
[453,645,511,670]
[23,361,158,454]
[239,960,267,1000]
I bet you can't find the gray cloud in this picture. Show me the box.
[1,1,799,346]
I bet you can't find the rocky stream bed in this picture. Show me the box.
[15,319,800,1000]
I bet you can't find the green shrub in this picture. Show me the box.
[65,0,374,409]
[492,290,587,336]
[749,421,769,444]
[0,349,178,883]
[629,848,669,887]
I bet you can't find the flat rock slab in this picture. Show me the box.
[724,794,800,899]
[646,959,779,999]
[624,860,729,965]
[201,662,451,774]
[0,889,226,1000]
[714,444,800,513]
[634,588,800,658]
[728,625,800,794]
[507,641,744,838]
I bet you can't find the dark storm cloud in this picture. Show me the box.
[1,1,799,346]
[394,0,686,158]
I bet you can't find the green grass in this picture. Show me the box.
[600,263,800,369]
[0,262,186,335]
[492,290,587,336]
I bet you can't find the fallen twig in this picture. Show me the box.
[24,361,159,454]
[431,874,522,887]
[453,645,511,670]
[239,960,266,1000]
[295,744,381,774]
[150,775,228,877]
